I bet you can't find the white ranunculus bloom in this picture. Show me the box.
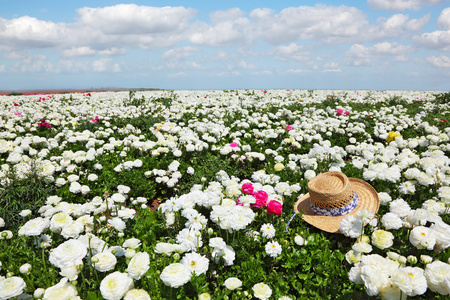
[122,238,141,249]
[424,260,450,295]
[20,217,50,236]
[127,252,150,280]
[252,282,272,300]
[265,241,282,258]
[43,278,80,300]
[124,289,151,300]
[108,217,126,232]
[180,252,209,276]
[371,229,394,249]
[50,212,73,233]
[409,226,436,250]
[224,277,242,290]
[0,276,26,299]
[160,263,192,288]
[100,271,134,300]
[49,239,87,269]
[92,252,117,272]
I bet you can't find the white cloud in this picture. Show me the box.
[286,68,307,73]
[272,43,310,61]
[98,48,126,56]
[162,47,198,61]
[92,58,111,72]
[427,55,450,67]
[11,54,54,73]
[189,8,252,46]
[168,72,187,78]
[368,0,447,11]
[0,65,5,73]
[413,30,450,51]
[370,14,429,39]
[249,5,369,44]
[438,7,450,29]
[0,16,68,51]
[63,46,96,57]
[345,42,414,66]
[77,4,196,35]
[238,60,256,69]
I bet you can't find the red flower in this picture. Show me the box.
[441,118,447,122]
[251,190,268,208]
[266,200,282,216]
[241,183,254,195]
[14,103,19,106]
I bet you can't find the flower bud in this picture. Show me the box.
[420,255,433,264]
[195,231,201,238]
[407,255,417,264]
[19,263,31,274]
[34,288,45,299]
[173,253,180,261]
[207,228,214,235]
[125,248,136,258]
[387,251,400,261]
[398,256,407,265]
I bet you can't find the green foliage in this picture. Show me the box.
[0,171,55,231]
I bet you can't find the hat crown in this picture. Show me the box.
[308,171,355,209]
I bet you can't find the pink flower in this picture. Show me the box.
[91,118,98,123]
[285,125,292,131]
[230,142,239,148]
[241,183,254,195]
[14,112,22,115]
[251,190,268,208]
[266,200,282,216]
[344,111,350,115]
[336,109,343,116]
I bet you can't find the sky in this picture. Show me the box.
[0,0,450,91]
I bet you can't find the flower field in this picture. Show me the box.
[0,89,449,299]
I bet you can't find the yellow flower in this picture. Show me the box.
[274,163,284,171]
[386,131,401,143]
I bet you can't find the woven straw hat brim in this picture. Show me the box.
[294,178,379,233]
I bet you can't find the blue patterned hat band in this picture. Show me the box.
[310,191,359,217]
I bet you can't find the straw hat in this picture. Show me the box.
[294,171,379,233]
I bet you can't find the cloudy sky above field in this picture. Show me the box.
[1,0,450,91]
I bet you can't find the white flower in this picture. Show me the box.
[0,217,4,228]
[378,192,392,206]
[304,170,316,180]
[424,260,450,295]
[160,263,192,288]
[59,265,80,281]
[108,217,126,232]
[345,250,362,265]
[111,193,126,203]
[390,268,413,295]
[401,266,427,296]
[294,235,305,246]
[124,289,151,300]
[19,263,31,274]
[61,221,85,239]
[100,271,134,300]
[409,226,436,250]
[87,174,98,181]
[371,229,394,250]
[92,252,117,272]
[122,238,141,249]
[69,181,82,194]
[50,212,73,233]
[19,209,32,217]
[260,223,276,239]
[389,198,411,218]
[339,215,363,238]
[352,242,372,253]
[49,239,87,269]
[430,220,450,250]
[265,241,282,258]
[43,278,80,300]
[252,282,272,300]
[127,252,150,280]
[20,217,49,236]
[224,277,242,290]
[381,213,403,230]
[0,276,26,299]
[154,242,186,255]
[180,252,209,275]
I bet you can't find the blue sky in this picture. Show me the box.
[1,0,449,91]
